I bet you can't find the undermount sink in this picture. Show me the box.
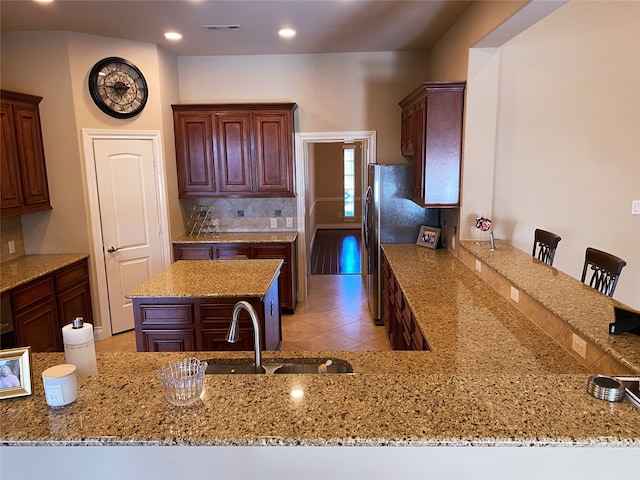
[204,358,354,375]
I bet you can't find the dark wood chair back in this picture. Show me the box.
[532,229,561,266]
[581,247,627,297]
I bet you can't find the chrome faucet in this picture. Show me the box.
[226,301,262,373]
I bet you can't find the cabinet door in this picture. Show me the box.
[214,112,253,193]
[200,302,257,351]
[252,111,293,194]
[141,329,196,352]
[14,103,50,212]
[14,300,60,352]
[57,282,93,330]
[174,112,216,197]
[0,102,24,214]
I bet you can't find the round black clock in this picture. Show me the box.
[88,57,148,119]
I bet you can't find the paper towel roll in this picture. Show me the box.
[62,319,98,376]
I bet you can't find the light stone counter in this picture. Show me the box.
[173,232,297,244]
[0,254,89,293]
[2,247,638,452]
[455,240,640,374]
[126,259,283,299]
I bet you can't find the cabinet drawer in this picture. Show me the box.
[252,245,287,258]
[174,245,214,260]
[138,304,193,326]
[11,276,55,311]
[54,260,88,290]
[215,245,251,259]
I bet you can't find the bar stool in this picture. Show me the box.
[581,247,627,297]
[532,229,561,266]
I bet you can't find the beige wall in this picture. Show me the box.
[177,51,430,165]
[430,0,639,309]
[0,31,181,328]
[312,142,363,226]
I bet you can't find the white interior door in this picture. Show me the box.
[93,138,165,334]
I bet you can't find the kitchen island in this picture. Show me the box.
[1,246,638,479]
[126,259,282,352]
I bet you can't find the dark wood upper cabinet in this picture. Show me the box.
[172,103,297,198]
[1,90,52,218]
[399,82,465,208]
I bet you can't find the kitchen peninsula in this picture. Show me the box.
[1,245,638,479]
[126,259,282,352]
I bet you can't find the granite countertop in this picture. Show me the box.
[2,246,638,448]
[457,240,640,374]
[126,259,283,298]
[173,232,297,244]
[0,254,89,293]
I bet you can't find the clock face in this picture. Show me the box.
[88,57,148,119]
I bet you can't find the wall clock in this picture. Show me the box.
[88,57,148,119]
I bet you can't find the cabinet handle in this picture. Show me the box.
[271,301,273,316]
[107,246,119,253]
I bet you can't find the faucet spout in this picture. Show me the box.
[226,301,262,373]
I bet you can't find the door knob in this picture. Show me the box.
[107,246,119,253]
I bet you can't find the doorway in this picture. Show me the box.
[294,131,376,300]
[82,130,171,337]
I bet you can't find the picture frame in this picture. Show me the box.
[416,225,441,250]
[0,347,33,399]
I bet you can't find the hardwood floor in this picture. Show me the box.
[95,274,391,353]
[310,229,362,275]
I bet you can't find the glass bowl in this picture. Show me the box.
[157,357,208,406]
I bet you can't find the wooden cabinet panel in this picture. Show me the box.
[215,112,253,193]
[174,245,214,260]
[174,112,216,196]
[1,90,51,218]
[399,82,465,208]
[14,301,60,352]
[380,251,428,351]
[133,279,281,352]
[141,329,197,352]
[252,111,293,194]
[172,103,297,198]
[214,245,251,259]
[8,258,93,352]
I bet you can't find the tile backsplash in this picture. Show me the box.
[0,216,26,263]
[180,198,298,234]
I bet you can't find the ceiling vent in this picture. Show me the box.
[202,25,240,31]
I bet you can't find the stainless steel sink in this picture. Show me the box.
[204,357,353,375]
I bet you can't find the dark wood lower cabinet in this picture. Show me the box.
[173,240,297,313]
[381,251,427,351]
[133,278,281,352]
[6,258,93,352]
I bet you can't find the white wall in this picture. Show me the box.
[177,51,430,165]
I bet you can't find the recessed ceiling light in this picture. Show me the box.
[164,32,183,41]
[279,28,296,39]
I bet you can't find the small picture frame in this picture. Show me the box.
[416,226,441,249]
[0,347,33,400]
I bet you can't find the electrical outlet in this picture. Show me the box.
[571,333,587,359]
[452,235,456,250]
[270,218,277,228]
[510,286,519,303]
[475,259,482,272]
[8,240,15,254]
[632,200,640,215]
[286,217,293,228]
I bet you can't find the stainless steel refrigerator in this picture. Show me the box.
[362,164,439,324]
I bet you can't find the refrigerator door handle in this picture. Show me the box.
[364,185,373,252]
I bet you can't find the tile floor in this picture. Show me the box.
[94,274,391,353]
